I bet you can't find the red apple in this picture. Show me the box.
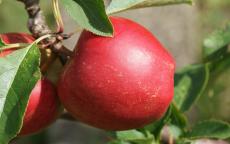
[0,33,61,136]
[0,33,34,56]
[18,78,61,136]
[58,17,175,130]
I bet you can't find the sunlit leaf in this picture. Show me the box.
[184,120,230,139]
[107,140,130,144]
[203,22,230,61]
[170,103,187,129]
[60,0,113,37]
[143,106,172,139]
[116,129,154,144]
[0,37,7,47]
[107,0,193,14]
[174,64,209,112]
[0,43,41,143]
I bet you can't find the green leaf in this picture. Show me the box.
[183,120,230,140]
[116,130,154,144]
[0,43,41,143]
[174,64,210,112]
[107,140,130,144]
[117,130,145,140]
[176,141,192,144]
[203,23,230,61]
[144,105,172,140]
[60,0,113,37]
[107,0,193,14]
[0,37,7,47]
[144,104,186,141]
[208,53,230,74]
[170,103,187,129]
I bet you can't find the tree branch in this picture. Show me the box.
[17,0,73,60]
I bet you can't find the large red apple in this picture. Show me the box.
[58,17,175,130]
[0,33,61,136]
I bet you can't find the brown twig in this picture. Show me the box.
[17,0,73,61]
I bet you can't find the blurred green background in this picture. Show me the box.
[0,0,230,143]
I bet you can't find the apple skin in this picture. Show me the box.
[58,17,175,130]
[0,33,34,56]
[0,33,61,136]
[18,78,61,136]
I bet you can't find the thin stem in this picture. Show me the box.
[169,134,174,144]
[40,49,57,74]
[0,43,29,50]
[35,34,53,43]
[0,34,52,51]
[52,0,64,33]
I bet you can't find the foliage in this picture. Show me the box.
[174,64,209,112]
[0,0,230,144]
[203,22,230,61]
[60,0,113,37]
[106,0,193,14]
[183,120,230,140]
[0,40,41,144]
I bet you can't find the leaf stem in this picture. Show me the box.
[0,43,29,50]
[34,34,53,44]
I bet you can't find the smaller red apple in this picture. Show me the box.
[0,33,62,136]
[18,78,62,136]
[0,33,34,56]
